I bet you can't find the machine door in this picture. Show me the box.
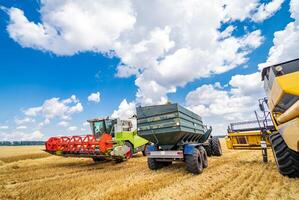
[92,121,106,138]
[105,119,115,136]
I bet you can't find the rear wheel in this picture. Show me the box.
[185,149,203,174]
[199,146,208,168]
[270,132,299,178]
[211,137,222,156]
[204,139,213,157]
[148,158,164,170]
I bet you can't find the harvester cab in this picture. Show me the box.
[88,118,133,138]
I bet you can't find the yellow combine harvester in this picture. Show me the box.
[262,58,299,178]
[226,58,299,178]
[225,120,273,150]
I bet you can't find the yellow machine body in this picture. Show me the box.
[262,59,299,152]
[225,131,271,150]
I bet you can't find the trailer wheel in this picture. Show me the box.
[124,141,133,158]
[148,158,164,170]
[211,137,222,156]
[199,146,208,168]
[205,139,213,157]
[270,132,299,178]
[185,149,203,174]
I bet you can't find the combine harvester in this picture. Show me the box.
[136,103,222,174]
[45,118,148,162]
[262,58,299,177]
[226,118,274,150]
[226,58,299,177]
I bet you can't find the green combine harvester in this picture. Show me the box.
[45,117,149,162]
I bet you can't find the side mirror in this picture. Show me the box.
[259,103,265,112]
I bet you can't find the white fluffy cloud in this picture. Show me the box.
[88,92,101,103]
[0,125,9,129]
[111,99,137,130]
[260,0,299,68]
[252,0,285,22]
[15,117,35,125]
[111,99,136,120]
[186,72,264,134]
[68,126,78,132]
[16,126,27,130]
[6,1,135,55]
[5,1,274,105]
[23,95,83,123]
[57,121,69,127]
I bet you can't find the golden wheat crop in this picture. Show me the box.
[0,141,298,200]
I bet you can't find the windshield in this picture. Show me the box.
[105,119,113,134]
[91,121,105,138]
[90,119,115,138]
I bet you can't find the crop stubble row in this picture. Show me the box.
[0,142,298,200]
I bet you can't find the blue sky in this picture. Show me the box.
[0,0,298,140]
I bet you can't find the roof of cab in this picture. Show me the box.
[261,58,299,81]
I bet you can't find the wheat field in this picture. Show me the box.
[1,141,299,200]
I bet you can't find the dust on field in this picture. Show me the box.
[0,142,298,200]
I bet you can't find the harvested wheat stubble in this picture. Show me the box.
[0,140,298,200]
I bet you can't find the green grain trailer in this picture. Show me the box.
[137,103,222,174]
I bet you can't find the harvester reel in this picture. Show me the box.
[45,137,61,152]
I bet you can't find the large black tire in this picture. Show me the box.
[148,158,164,170]
[199,146,208,168]
[270,132,299,178]
[124,141,133,158]
[205,139,213,157]
[211,137,222,156]
[185,149,203,174]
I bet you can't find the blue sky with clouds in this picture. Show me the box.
[0,0,298,140]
